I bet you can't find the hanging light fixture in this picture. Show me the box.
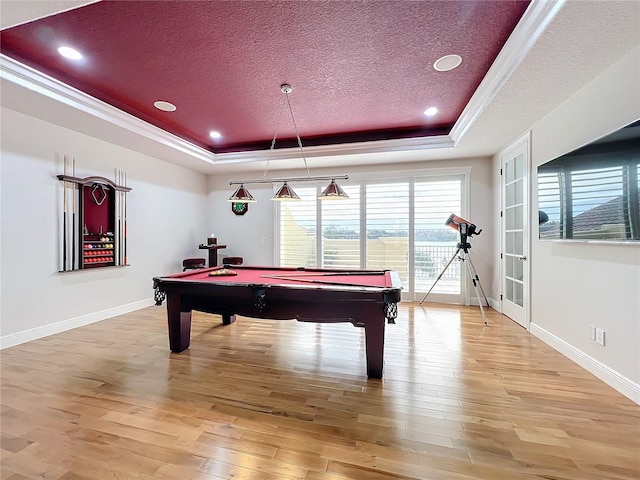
[229,84,349,202]
[272,182,300,201]
[228,184,257,203]
[319,179,349,199]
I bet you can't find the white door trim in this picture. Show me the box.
[500,132,531,330]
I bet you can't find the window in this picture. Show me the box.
[276,174,466,299]
[365,182,409,286]
[321,185,361,268]
[279,186,317,267]
[414,178,462,294]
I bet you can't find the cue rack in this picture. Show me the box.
[57,156,132,272]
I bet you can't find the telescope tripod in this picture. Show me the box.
[419,241,490,325]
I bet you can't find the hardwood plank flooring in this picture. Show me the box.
[1,303,638,479]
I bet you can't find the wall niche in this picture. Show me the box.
[57,161,131,272]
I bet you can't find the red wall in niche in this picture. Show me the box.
[83,185,114,235]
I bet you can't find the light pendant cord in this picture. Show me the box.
[230,83,348,202]
[262,93,288,180]
[283,89,311,178]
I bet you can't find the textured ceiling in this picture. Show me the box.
[1,1,639,175]
[0,0,529,153]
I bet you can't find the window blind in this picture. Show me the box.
[365,182,409,286]
[276,175,466,298]
[321,185,361,268]
[414,179,462,294]
[279,186,317,267]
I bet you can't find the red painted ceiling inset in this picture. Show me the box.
[0,0,530,153]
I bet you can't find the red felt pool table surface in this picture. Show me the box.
[162,265,397,289]
[153,266,402,378]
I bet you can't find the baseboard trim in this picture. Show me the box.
[469,297,501,313]
[530,323,640,405]
[0,298,155,350]
[487,297,500,311]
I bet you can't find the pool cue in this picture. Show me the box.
[260,276,377,288]
[71,157,76,270]
[62,155,68,271]
[115,168,118,265]
[123,171,127,265]
[119,168,124,265]
[261,271,385,278]
[117,168,122,265]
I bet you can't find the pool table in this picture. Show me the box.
[153,266,402,378]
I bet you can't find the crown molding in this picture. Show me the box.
[0,53,455,165]
[210,134,456,165]
[1,1,562,168]
[0,54,217,165]
[450,0,566,143]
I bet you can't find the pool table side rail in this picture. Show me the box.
[153,267,402,296]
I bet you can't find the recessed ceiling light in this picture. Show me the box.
[57,46,83,60]
[154,101,176,112]
[209,131,222,140]
[434,54,462,72]
[424,107,438,117]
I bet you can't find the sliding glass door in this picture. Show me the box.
[414,178,463,303]
[276,174,466,301]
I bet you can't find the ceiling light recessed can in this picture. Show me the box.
[209,131,222,139]
[154,101,177,112]
[434,54,462,72]
[57,46,83,60]
[424,107,438,117]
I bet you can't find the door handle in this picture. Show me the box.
[518,255,527,261]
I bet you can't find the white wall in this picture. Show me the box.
[207,158,496,302]
[207,178,276,266]
[494,47,640,401]
[0,108,209,345]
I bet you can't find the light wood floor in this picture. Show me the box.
[1,303,638,480]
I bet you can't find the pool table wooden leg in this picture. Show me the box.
[166,291,191,352]
[363,312,385,379]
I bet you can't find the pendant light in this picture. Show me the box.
[319,179,349,199]
[228,184,257,203]
[272,182,300,201]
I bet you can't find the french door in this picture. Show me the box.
[501,134,530,329]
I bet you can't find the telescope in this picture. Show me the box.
[445,214,482,242]
[421,213,489,325]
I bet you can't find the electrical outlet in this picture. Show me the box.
[588,325,596,340]
[595,328,605,346]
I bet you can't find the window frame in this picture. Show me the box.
[274,168,471,302]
